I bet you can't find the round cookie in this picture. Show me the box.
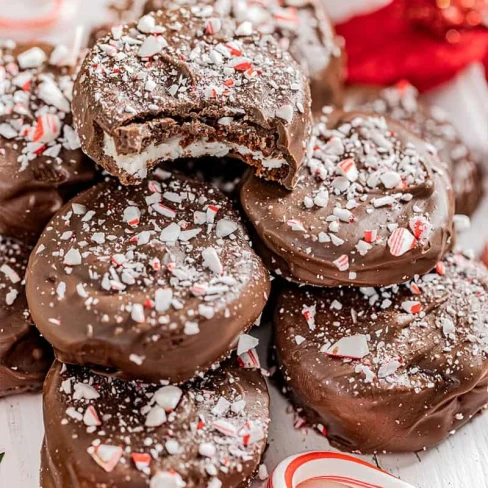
[41,359,269,488]
[241,109,455,287]
[0,235,53,397]
[345,82,483,216]
[26,172,270,383]
[274,253,488,453]
[73,6,312,189]
[0,41,96,243]
[144,0,345,113]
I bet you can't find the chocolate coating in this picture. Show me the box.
[241,109,455,287]
[41,359,269,488]
[26,172,270,383]
[144,0,345,113]
[345,83,483,216]
[274,253,488,453]
[73,7,312,189]
[0,235,53,397]
[0,42,96,243]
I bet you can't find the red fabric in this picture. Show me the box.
[335,0,488,92]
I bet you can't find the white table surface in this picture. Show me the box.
[1,2,488,488]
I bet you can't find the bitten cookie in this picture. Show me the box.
[241,109,455,287]
[0,41,96,243]
[144,0,345,112]
[0,235,53,397]
[345,82,483,216]
[26,171,270,383]
[274,253,488,453]
[73,6,312,189]
[41,359,269,488]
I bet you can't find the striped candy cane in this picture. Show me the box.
[268,452,416,488]
[0,0,64,29]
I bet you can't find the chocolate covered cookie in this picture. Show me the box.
[144,0,345,112]
[0,235,53,397]
[274,253,488,453]
[41,359,269,488]
[73,7,312,189]
[345,82,483,216]
[0,41,96,243]
[26,172,270,383]
[241,109,455,287]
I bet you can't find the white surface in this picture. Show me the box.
[1,2,488,488]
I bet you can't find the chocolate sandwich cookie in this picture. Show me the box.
[0,235,53,397]
[0,41,96,244]
[41,359,269,488]
[345,82,483,216]
[241,109,455,287]
[144,0,345,113]
[26,172,270,383]
[73,7,312,189]
[274,252,488,453]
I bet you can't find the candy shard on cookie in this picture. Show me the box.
[74,7,312,189]
[41,360,270,488]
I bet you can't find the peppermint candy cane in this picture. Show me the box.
[0,0,64,29]
[268,452,416,488]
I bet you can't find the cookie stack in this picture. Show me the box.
[16,2,345,487]
[241,106,488,452]
[1,0,486,486]
[0,42,96,398]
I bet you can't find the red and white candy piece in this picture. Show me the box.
[205,17,222,35]
[32,114,61,143]
[409,216,432,240]
[388,228,416,257]
[268,452,416,488]
[363,229,377,244]
[401,300,422,314]
[212,419,237,437]
[435,261,446,275]
[88,444,123,473]
[238,348,261,369]
[302,304,316,331]
[337,159,358,182]
[123,206,140,227]
[239,420,265,447]
[326,334,369,359]
[83,405,101,426]
[132,452,151,472]
[333,254,349,272]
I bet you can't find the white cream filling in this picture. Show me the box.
[103,133,285,179]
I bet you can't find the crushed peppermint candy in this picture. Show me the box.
[28,175,269,383]
[241,109,451,287]
[0,41,85,171]
[75,6,311,187]
[51,361,269,486]
[276,252,488,397]
[349,82,482,217]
